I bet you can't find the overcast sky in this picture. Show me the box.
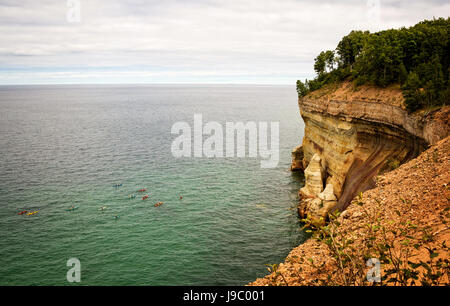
[0,0,448,85]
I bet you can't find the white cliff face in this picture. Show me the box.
[317,184,338,214]
[301,183,338,223]
[298,154,339,223]
[299,154,323,198]
[318,184,337,202]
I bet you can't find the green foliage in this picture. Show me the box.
[265,263,289,286]
[314,51,327,76]
[314,50,336,76]
[296,80,309,97]
[336,30,369,68]
[297,18,449,112]
[403,71,424,112]
[385,157,400,171]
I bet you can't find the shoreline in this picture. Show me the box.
[250,136,450,285]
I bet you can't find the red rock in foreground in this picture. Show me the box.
[250,136,450,286]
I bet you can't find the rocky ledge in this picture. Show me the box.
[251,135,450,286]
[291,82,449,223]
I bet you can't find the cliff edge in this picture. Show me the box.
[292,81,449,222]
[251,135,450,285]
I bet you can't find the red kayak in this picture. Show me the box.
[138,188,147,192]
[142,195,149,200]
[17,210,28,215]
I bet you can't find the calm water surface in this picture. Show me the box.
[0,84,305,285]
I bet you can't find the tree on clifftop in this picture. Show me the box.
[297,17,449,112]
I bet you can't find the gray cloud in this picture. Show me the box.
[0,0,449,84]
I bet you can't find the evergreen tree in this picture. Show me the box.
[314,52,327,76]
[299,17,449,112]
[403,71,423,112]
[296,80,309,97]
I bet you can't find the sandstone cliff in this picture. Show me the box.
[292,81,449,222]
[251,134,450,286]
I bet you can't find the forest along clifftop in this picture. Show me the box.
[291,81,449,223]
[251,18,449,286]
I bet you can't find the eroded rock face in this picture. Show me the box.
[299,154,323,198]
[299,182,337,222]
[293,84,449,221]
[299,98,429,214]
[318,183,337,202]
[290,145,304,171]
[318,184,338,216]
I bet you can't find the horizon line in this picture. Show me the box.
[0,81,297,86]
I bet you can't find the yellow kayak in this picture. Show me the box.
[26,210,39,216]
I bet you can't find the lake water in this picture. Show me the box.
[0,84,306,285]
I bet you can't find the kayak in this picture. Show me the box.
[138,188,147,192]
[154,202,163,207]
[128,194,137,199]
[114,184,123,188]
[65,206,79,212]
[26,210,39,216]
[18,210,28,215]
[142,195,149,200]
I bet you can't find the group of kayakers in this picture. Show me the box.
[17,184,183,218]
[17,210,39,216]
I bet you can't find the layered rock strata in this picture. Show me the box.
[293,83,449,222]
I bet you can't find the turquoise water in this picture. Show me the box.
[0,85,305,285]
